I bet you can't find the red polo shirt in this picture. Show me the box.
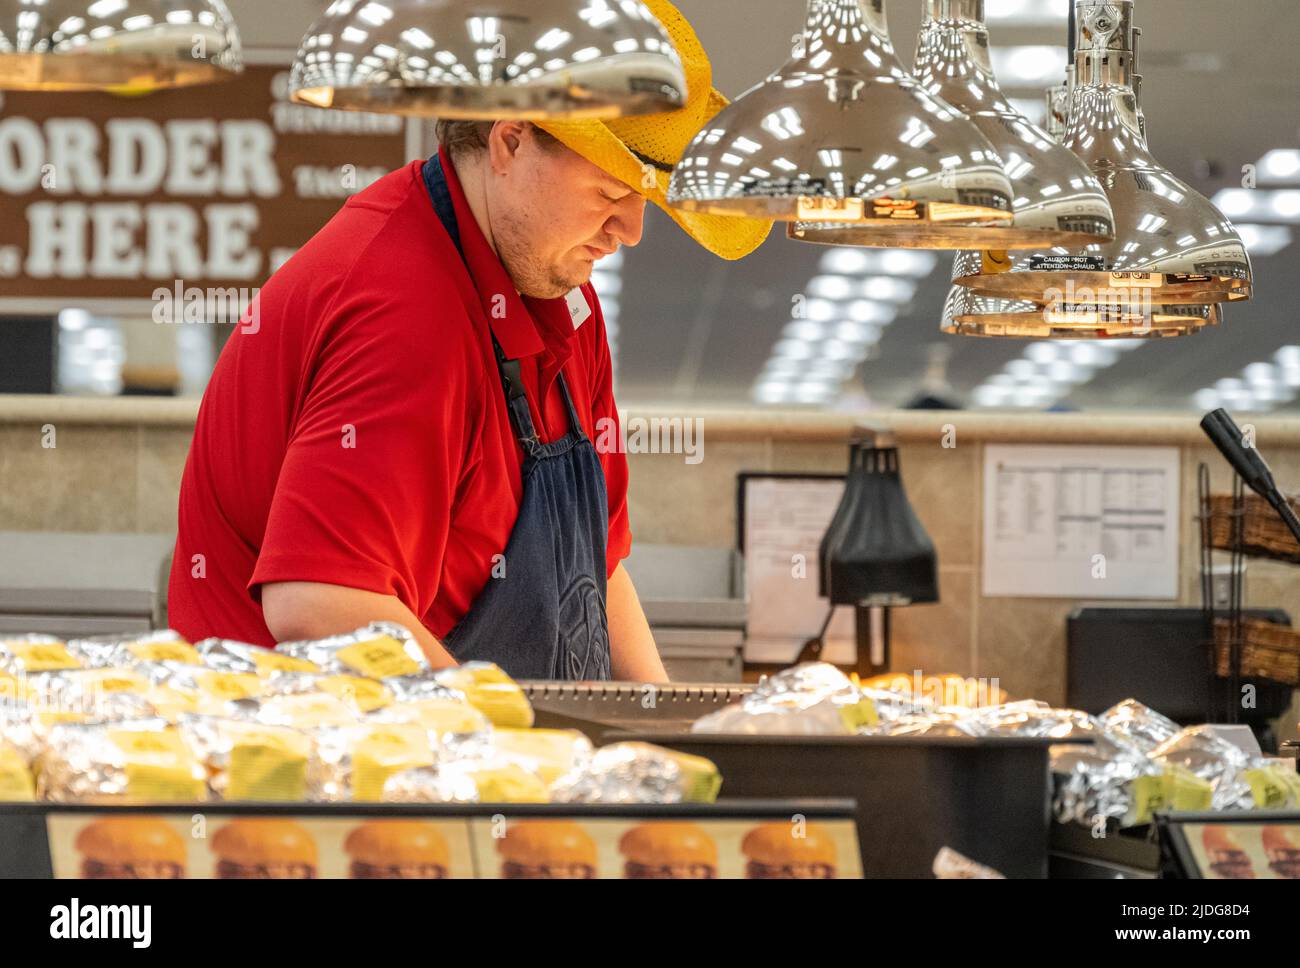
[168,149,632,647]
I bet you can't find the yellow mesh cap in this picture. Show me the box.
[539,0,773,261]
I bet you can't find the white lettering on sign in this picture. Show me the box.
[46,119,104,195]
[220,121,281,197]
[144,205,204,279]
[204,204,261,279]
[165,120,219,195]
[24,202,89,278]
[89,203,144,278]
[0,116,281,199]
[104,119,168,195]
[0,118,44,193]
[23,201,262,280]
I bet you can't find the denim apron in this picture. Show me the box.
[423,156,613,681]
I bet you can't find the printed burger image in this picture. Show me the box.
[345,821,450,879]
[741,823,838,879]
[1263,826,1300,879]
[497,821,598,879]
[619,822,718,879]
[75,816,188,879]
[211,819,318,879]
[1202,826,1255,880]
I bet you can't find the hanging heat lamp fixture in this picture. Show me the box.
[799,427,939,677]
[289,0,688,120]
[667,0,1020,248]
[943,0,1251,338]
[793,0,1115,251]
[0,0,242,91]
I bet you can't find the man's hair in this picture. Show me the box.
[435,120,561,160]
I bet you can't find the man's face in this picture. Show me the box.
[488,126,647,299]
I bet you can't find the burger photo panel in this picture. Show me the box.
[1185,822,1300,880]
[48,812,864,879]
[48,814,478,879]
[471,818,863,880]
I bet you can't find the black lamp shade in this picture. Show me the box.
[821,445,939,607]
[818,441,864,600]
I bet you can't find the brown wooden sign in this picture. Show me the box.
[0,64,414,314]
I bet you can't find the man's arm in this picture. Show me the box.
[606,563,668,682]
[262,581,457,667]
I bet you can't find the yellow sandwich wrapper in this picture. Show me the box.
[0,744,35,801]
[433,663,533,729]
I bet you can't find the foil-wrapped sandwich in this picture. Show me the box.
[180,716,316,801]
[227,691,363,730]
[429,663,534,728]
[383,761,550,804]
[1050,737,1166,828]
[68,631,201,669]
[1151,725,1298,812]
[257,672,394,714]
[971,701,1106,741]
[274,623,428,680]
[39,719,207,803]
[550,742,721,804]
[145,662,263,703]
[314,722,435,801]
[863,712,984,738]
[1096,699,1181,753]
[0,635,84,674]
[0,742,35,801]
[692,663,879,735]
[367,698,491,742]
[197,638,320,676]
[482,729,593,786]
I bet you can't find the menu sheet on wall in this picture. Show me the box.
[741,476,856,664]
[982,445,1180,599]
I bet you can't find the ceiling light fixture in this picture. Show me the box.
[289,0,687,119]
[796,0,1115,250]
[942,0,1251,338]
[0,0,241,90]
[669,0,1018,248]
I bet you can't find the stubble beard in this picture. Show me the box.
[495,208,590,299]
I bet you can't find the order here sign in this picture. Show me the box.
[0,65,413,313]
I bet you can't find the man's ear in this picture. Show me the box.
[487,121,528,174]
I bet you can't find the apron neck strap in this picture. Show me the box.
[423,154,545,447]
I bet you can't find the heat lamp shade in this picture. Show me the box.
[0,0,242,91]
[667,0,1015,243]
[288,0,687,120]
[822,446,939,607]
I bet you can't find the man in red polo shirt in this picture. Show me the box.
[168,2,770,679]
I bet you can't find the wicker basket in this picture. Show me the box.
[1207,493,1300,563]
[1214,618,1300,686]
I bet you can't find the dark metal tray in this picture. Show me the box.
[523,681,751,737]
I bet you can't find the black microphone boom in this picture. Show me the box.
[1200,408,1300,544]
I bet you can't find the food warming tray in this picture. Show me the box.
[521,682,1056,879]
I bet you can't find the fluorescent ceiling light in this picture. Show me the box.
[986,0,1069,24]
[1258,149,1300,184]
[1236,223,1293,257]
[989,45,1064,89]
[819,248,937,278]
[1211,189,1300,224]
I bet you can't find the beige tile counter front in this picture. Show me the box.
[0,395,1297,738]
